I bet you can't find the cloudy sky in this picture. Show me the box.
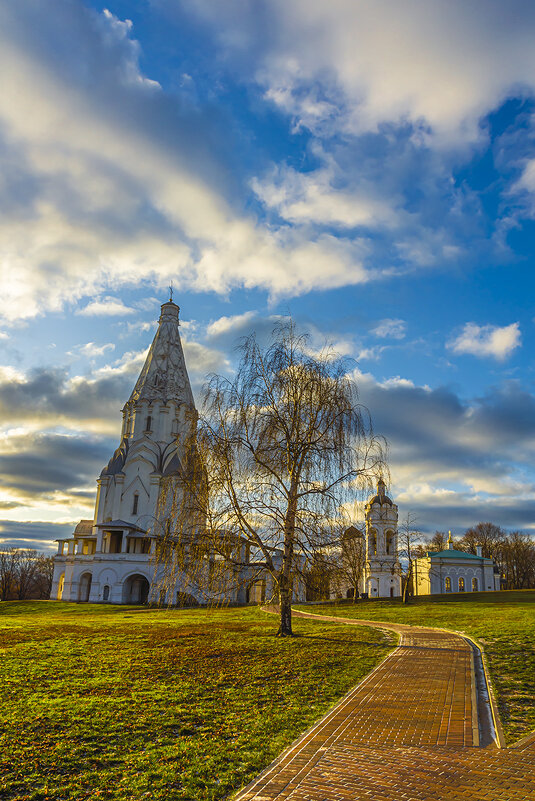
[1,0,535,552]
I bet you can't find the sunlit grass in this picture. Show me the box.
[295,590,535,744]
[0,602,392,800]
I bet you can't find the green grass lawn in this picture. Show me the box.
[0,602,393,801]
[296,590,535,745]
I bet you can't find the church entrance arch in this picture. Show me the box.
[78,572,92,602]
[123,574,150,604]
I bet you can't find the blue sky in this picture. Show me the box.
[1,0,535,551]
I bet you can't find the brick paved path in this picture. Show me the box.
[234,610,535,801]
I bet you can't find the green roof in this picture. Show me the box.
[428,548,483,560]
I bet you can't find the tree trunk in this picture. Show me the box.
[402,565,411,604]
[277,580,293,636]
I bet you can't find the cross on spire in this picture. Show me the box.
[168,281,173,302]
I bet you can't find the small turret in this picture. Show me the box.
[367,477,393,507]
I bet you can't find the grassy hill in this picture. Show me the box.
[0,602,391,801]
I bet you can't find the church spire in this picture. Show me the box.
[128,298,194,408]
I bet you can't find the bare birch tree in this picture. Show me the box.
[155,321,386,635]
[398,513,421,604]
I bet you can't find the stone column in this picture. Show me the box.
[95,476,110,523]
[94,527,104,553]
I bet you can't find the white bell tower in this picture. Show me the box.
[362,478,402,598]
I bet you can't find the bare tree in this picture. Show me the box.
[336,525,365,601]
[305,525,365,602]
[0,548,18,600]
[500,532,535,589]
[155,320,385,635]
[33,555,55,598]
[460,522,505,558]
[0,549,55,600]
[427,531,448,551]
[14,549,41,600]
[398,513,421,604]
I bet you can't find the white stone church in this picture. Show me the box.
[50,298,294,606]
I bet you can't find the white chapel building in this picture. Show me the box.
[50,298,295,606]
[413,532,501,595]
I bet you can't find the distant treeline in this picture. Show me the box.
[0,548,54,600]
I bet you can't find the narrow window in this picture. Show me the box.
[445,577,451,592]
[103,585,110,601]
[145,415,152,432]
[458,577,465,592]
[472,577,478,592]
[132,494,139,515]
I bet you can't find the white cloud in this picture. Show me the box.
[77,297,135,317]
[78,342,115,358]
[251,164,397,230]
[0,3,381,325]
[193,0,535,145]
[447,322,521,361]
[206,311,258,340]
[515,158,535,194]
[356,346,385,362]
[372,318,406,339]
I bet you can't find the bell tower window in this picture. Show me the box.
[132,494,139,515]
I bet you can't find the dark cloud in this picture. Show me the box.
[0,366,130,426]
[360,377,535,469]
[351,373,535,533]
[403,497,535,537]
[0,520,73,553]
[0,432,112,495]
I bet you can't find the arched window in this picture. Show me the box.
[386,530,394,555]
[132,494,139,515]
[458,577,465,592]
[472,577,478,592]
[145,415,152,432]
[103,585,110,601]
[444,577,451,592]
[369,529,377,555]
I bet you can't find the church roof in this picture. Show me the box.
[128,300,194,407]
[74,520,94,535]
[101,436,129,476]
[95,520,146,532]
[427,548,483,560]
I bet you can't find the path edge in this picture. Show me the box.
[462,633,506,749]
